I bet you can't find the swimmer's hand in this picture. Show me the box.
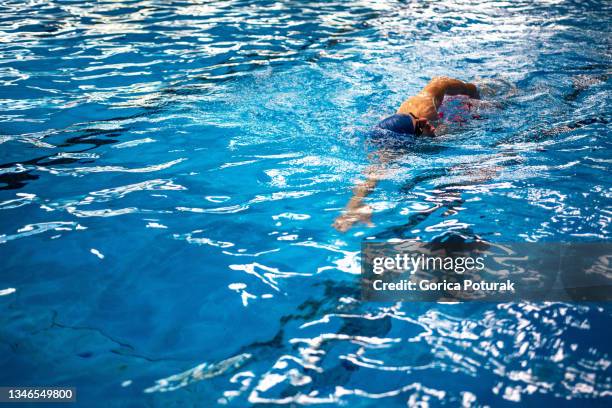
[333,163,384,232]
[333,205,373,232]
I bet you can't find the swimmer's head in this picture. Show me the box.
[414,117,436,136]
[377,113,436,136]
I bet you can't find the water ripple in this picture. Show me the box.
[0,0,610,406]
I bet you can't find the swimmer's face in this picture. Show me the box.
[415,118,436,136]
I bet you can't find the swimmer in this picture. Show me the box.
[376,76,480,136]
[333,76,480,232]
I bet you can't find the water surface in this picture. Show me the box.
[0,0,610,406]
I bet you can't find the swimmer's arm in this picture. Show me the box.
[332,165,381,232]
[423,77,480,107]
[333,151,393,232]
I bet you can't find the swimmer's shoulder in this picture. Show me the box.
[397,95,438,121]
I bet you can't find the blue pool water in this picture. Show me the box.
[1,0,611,406]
